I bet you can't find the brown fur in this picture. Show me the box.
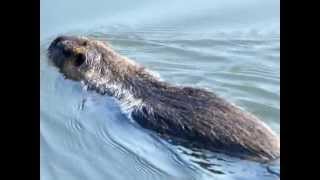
[48,36,280,162]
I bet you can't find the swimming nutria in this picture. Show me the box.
[48,36,280,162]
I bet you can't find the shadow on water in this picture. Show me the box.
[179,147,279,179]
[150,131,280,180]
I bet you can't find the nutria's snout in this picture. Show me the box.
[49,36,69,49]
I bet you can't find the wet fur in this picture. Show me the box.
[48,36,280,162]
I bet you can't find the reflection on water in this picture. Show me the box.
[41,0,279,179]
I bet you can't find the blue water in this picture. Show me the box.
[40,0,280,179]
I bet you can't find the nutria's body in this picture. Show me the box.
[48,36,280,162]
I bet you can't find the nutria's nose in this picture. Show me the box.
[50,36,72,48]
[53,36,67,44]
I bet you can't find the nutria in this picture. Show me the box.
[47,35,280,162]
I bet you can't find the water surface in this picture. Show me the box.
[41,0,280,179]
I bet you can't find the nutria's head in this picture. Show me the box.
[48,36,110,81]
[48,35,158,96]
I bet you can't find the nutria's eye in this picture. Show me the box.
[62,48,71,57]
[75,54,86,67]
[82,41,88,46]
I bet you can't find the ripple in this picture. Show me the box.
[211,71,278,83]
[66,118,84,134]
[41,26,279,180]
[94,124,172,180]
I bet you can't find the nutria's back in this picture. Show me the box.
[130,83,280,161]
[48,35,280,162]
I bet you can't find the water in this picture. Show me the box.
[40,0,280,179]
